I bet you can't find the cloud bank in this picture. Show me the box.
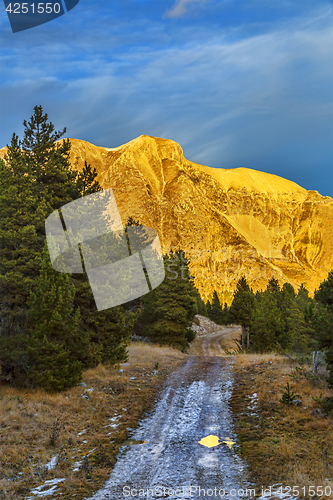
[0,1,332,195]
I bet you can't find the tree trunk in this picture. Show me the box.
[241,326,245,349]
[246,326,249,349]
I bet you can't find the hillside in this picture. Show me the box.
[1,135,332,303]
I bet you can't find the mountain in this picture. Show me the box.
[1,136,332,303]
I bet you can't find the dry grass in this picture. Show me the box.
[231,353,333,499]
[0,342,186,499]
[217,327,242,354]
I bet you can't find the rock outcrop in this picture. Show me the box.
[2,135,332,302]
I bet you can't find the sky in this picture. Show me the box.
[0,0,332,196]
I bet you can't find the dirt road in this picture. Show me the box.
[88,319,253,500]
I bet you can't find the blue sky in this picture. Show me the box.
[0,0,332,196]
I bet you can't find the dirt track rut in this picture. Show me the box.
[88,319,252,500]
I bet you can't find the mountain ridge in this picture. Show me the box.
[1,135,332,303]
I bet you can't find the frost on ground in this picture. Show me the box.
[26,478,65,498]
[87,356,253,500]
[45,456,57,471]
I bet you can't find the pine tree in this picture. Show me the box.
[229,277,255,348]
[77,161,101,197]
[73,216,146,368]
[235,276,252,293]
[0,105,125,386]
[0,107,86,330]
[18,105,80,209]
[26,246,82,391]
[208,291,224,324]
[250,291,286,352]
[314,270,333,309]
[287,302,309,353]
[313,270,333,387]
[222,302,229,324]
[192,287,207,316]
[139,250,197,350]
[295,283,313,318]
[0,108,75,383]
[266,277,280,293]
[0,155,45,382]
[72,274,134,368]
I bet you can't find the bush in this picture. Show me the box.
[322,396,333,414]
[185,329,196,342]
[279,382,297,404]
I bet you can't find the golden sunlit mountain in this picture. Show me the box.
[1,136,332,303]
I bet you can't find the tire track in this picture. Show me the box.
[88,319,250,500]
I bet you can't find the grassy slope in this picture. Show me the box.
[0,342,186,500]
[231,354,333,499]
[1,331,333,500]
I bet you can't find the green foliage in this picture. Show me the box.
[208,291,224,324]
[208,291,229,325]
[249,290,287,352]
[138,250,198,351]
[226,272,332,387]
[313,271,333,387]
[16,105,81,209]
[314,270,333,310]
[279,382,297,405]
[266,277,280,293]
[26,246,82,391]
[326,348,333,388]
[222,302,229,324]
[77,161,101,196]
[73,272,134,368]
[321,397,333,414]
[236,276,252,293]
[185,329,196,342]
[287,302,310,353]
[229,277,255,328]
[311,393,333,414]
[195,290,207,316]
[0,106,133,389]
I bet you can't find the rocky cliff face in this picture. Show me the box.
[2,136,332,302]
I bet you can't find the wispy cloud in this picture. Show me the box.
[165,0,206,18]
[0,2,332,195]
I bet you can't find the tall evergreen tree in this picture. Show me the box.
[72,274,134,368]
[138,250,197,350]
[313,270,333,387]
[0,155,46,382]
[235,276,252,293]
[222,302,229,325]
[250,291,286,352]
[26,246,82,391]
[287,302,309,353]
[14,105,81,209]
[193,287,207,316]
[0,105,131,387]
[314,270,333,309]
[229,277,255,348]
[208,291,224,324]
[266,277,280,293]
